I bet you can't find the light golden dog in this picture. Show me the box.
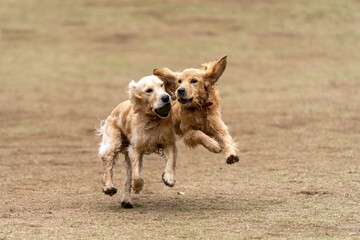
[154,56,239,164]
[98,75,177,208]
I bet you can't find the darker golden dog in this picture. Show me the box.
[154,56,239,164]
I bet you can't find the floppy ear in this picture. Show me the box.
[128,80,143,113]
[203,56,227,85]
[153,68,177,100]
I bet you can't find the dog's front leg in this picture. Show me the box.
[129,146,144,194]
[121,152,133,208]
[162,145,177,187]
[209,115,239,164]
[183,129,222,153]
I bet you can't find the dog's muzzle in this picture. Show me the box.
[178,97,193,105]
[177,88,186,96]
[161,94,170,103]
[177,88,193,105]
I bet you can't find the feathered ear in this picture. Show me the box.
[128,80,143,112]
[128,80,141,99]
[153,68,177,100]
[203,56,227,85]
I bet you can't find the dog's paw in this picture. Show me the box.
[131,178,144,194]
[121,201,134,209]
[102,186,117,196]
[162,172,176,187]
[121,195,133,208]
[226,155,240,165]
[207,139,222,153]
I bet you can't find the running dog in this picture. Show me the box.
[97,75,177,208]
[154,56,239,164]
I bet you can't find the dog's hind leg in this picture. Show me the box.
[129,147,144,194]
[183,130,222,153]
[162,144,177,187]
[209,115,239,164]
[121,152,133,208]
[99,122,121,196]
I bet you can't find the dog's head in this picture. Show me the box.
[129,75,175,118]
[154,56,227,107]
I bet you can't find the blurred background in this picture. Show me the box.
[0,0,359,239]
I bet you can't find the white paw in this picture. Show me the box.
[162,172,176,187]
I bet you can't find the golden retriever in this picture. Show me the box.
[98,75,177,208]
[154,56,239,164]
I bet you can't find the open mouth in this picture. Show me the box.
[155,103,171,118]
[178,97,193,105]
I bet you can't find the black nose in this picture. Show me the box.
[161,94,170,103]
[177,88,186,95]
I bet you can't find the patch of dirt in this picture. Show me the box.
[1,28,35,40]
[277,51,336,61]
[197,31,218,36]
[296,191,331,196]
[84,0,124,7]
[132,9,165,19]
[267,115,314,130]
[93,33,137,44]
[255,31,304,40]
[1,28,34,36]
[0,109,36,121]
[62,21,87,27]
[169,17,237,25]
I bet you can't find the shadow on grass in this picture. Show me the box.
[102,194,283,214]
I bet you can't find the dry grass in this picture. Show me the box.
[0,0,360,239]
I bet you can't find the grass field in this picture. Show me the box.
[1,0,360,239]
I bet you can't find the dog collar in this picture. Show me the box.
[202,102,213,108]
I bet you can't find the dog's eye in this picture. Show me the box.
[178,79,182,84]
[160,84,164,88]
[146,89,153,93]
[190,79,198,83]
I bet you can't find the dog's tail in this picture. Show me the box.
[95,119,106,136]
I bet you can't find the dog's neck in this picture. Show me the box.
[145,112,160,121]
[136,111,170,130]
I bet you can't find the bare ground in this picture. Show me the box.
[0,0,359,239]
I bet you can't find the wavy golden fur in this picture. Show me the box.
[98,75,177,208]
[154,56,239,164]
